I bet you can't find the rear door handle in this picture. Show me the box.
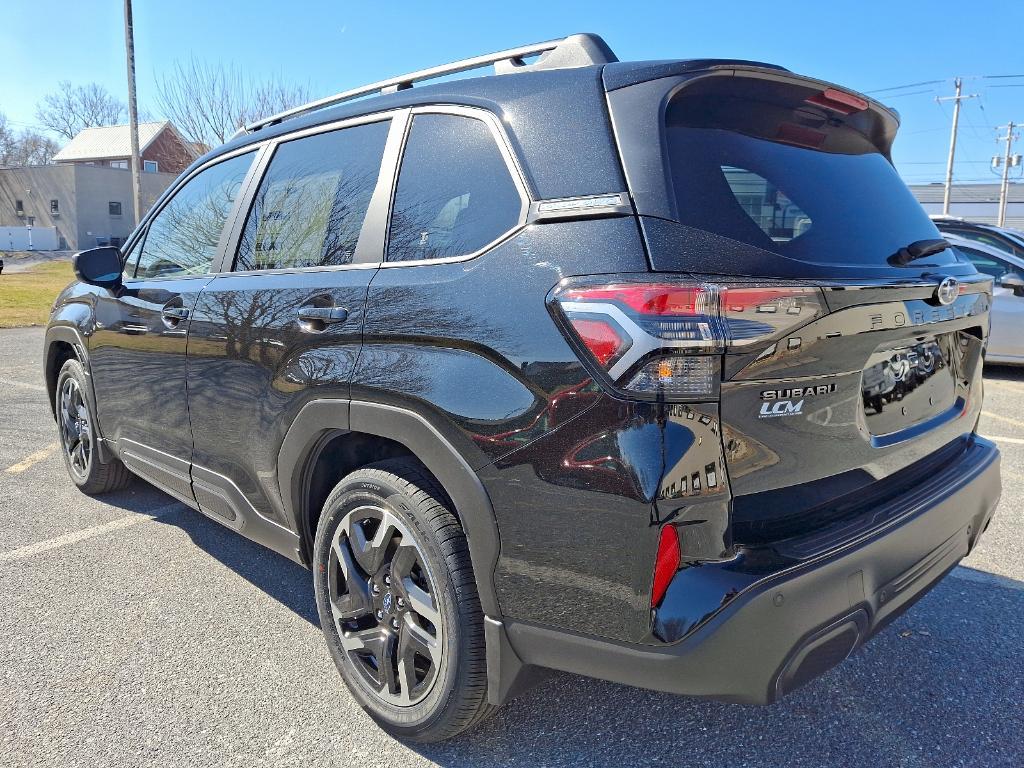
[297,305,349,329]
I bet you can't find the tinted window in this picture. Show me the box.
[235,121,389,271]
[664,89,953,269]
[943,227,1024,259]
[387,114,521,262]
[121,233,144,280]
[956,245,1012,279]
[135,152,254,279]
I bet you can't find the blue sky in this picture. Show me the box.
[3,0,1023,185]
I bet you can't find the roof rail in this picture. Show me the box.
[232,33,616,139]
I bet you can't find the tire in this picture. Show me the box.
[55,358,132,494]
[313,458,494,742]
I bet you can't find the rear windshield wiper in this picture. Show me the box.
[887,238,951,266]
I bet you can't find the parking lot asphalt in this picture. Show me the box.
[1,324,1022,768]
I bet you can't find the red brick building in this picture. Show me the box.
[52,121,199,176]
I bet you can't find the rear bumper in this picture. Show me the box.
[505,435,1001,703]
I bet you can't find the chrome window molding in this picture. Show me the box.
[528,193,634,224]
[222,109,409,277]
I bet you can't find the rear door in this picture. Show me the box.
[90,150,256,504]
[185,113,402,528]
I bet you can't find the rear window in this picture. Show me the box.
[665,85,956,268]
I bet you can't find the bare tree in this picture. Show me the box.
[10,130,59,165]
[0,112,14,162]
[0,111,60,166]
[154,58,310,148]
[35,82,126,140]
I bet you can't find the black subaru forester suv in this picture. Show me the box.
[45,34,1001,742]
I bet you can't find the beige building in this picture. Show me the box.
[0,122,201,250]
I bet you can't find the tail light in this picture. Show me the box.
[651,525,681,607]
[551,277,825,400]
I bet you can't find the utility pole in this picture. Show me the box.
[937,78,978,216]
[123,0,142,226]
[993,122,1022,227]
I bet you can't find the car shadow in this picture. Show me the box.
[409,568,1024,768]
[99,481,1023,767]
[984,363,1024,383]
[99,479,319,627]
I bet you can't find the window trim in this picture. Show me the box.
[222,109,406,277]
[143,160,159,173]
[120,142,266,283]
[380,104,532,269]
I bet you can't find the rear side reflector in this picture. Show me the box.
[652,525,681,607]
[551,277,825,400]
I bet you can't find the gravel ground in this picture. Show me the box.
[1,325,1022,767]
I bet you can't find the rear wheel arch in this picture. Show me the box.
[279,399,502,619]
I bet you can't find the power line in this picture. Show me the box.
[866,73,1024,95]
[900,160,999,165]
[865,79,944,94]
[878,89,938,99]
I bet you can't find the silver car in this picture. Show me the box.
[945,233,1024,364]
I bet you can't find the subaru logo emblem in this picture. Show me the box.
[382,592,393,613]
[935,277,959,306]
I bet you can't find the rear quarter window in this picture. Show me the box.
[386,113,523,262]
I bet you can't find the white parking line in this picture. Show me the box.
[4,442,59,473]
[981,411,1024,429]
[985,379,1024,395]
[0,502,182,564]
[0,376,47,393]
[986,435,1024,445]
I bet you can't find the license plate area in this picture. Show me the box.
[860,334,959,438]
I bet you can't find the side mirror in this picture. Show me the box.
[72,246,123,289]
[999,272,1024,297]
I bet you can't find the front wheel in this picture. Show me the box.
[313,458,494,742]
[55,359,131,494]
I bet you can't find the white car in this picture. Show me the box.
[945,233,1024,364]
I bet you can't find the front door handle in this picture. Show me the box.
[297,305,349,331]
[161,305,190,329]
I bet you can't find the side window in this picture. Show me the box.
[235,120,390,271]
[949,228,1017,257]
[135,151,255,280]
[959,246,1010,279]
[387,113,522,262]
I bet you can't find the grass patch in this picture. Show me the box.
[0,261,75,328]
